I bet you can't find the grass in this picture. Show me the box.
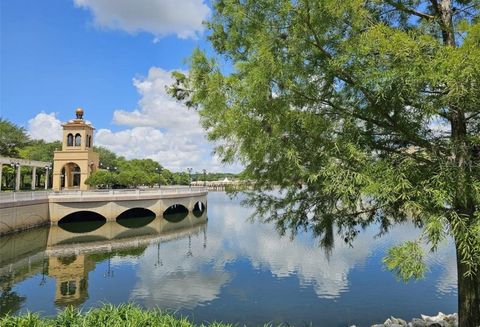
[0,303,235,327]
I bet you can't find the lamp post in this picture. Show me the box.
[187,168,193,187]
[155,167,162,188]
[10,162,20,191]
[105,166,117,189]
[44,165,51,190]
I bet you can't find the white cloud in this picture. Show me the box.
[73,0,210,39]
[113,67,203,134]
[27,112,62,142]
[25,67,241,173]
[94,67,241,172]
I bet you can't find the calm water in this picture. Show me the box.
[0,192,457,326]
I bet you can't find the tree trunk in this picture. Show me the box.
[456,238,480,327]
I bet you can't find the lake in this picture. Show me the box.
[0,192,457,326]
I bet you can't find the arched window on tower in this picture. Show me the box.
[67,134,74,146]
[87,135,91,147]
[75,133,82,146]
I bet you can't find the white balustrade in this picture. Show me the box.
[1,186,206,203]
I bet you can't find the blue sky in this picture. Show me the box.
[1,0,236,172]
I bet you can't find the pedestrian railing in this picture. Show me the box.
[0,186,207,203]
[0,191,51,202]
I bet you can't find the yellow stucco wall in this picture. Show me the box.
[52,117,99,191]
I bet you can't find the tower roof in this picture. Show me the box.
[62,108,94,129]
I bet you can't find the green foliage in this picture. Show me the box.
[383,241,427,281]
[85,157,200,188]
[94,146,122,169]
[170,1,480,323]
[0,118,30,157]
[0,303,236,327]
[85,171,117,189]
[19,140,61,162]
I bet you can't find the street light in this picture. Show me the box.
[106,166,117,172]
[105,166,117,189]
[155,167,162,188]
[187,168,193,187]
[10,162,20,191]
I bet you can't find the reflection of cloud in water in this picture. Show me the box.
[129,193,457,308]
[424,240,457,296]
[131,236,232,309]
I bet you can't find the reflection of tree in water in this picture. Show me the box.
[0,275,26,317]
[88,246,148,263]
[241,189,416,257]
[58,255,77,266]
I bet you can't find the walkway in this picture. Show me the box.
[0,156,52,191]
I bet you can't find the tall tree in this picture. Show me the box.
[94,146,121,169]
[170,0,480,325]
[19,140,62,162]
[0,119,30,157]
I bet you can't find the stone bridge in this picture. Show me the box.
[0,187,207,234]
[49,187,207,224]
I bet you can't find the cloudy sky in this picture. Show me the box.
[1,0,238,172]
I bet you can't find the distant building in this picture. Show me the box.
[52,108,99,191]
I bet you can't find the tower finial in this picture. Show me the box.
[75,108,84,119]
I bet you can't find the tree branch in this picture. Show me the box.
[384,0,435,20]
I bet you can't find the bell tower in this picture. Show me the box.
[52,108,99,191]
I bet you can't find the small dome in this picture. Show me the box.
[75,108,84,119]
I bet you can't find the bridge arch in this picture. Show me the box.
[163,204,189,223]
[192,201,206,217]
[116,208,156,228]
[58,211,106,233]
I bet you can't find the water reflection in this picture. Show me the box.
[163,204,189,222]
[0,193,457,326]
[0,212,207,313]
[116,208,156,229]
[49,254,93,307]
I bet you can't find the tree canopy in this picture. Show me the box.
[19,140,62,162]
[0,119,30,157]
[170,0,480,325]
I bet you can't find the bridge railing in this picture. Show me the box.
[0,191,50,202]
[48,186,207,198]
[1,187,207,202]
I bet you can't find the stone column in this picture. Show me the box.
[15,165,21,191]
[64,165,70,189]
[0,164,3,191]
[32,167,37,190]
[45,169,50,190]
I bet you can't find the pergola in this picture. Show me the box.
[0,156,52,191]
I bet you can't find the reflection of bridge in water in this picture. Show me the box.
[0,211,207,309]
